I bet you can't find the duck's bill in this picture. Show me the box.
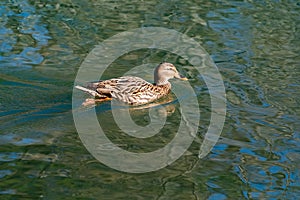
[180,76,188,81]
[176,74,188,80]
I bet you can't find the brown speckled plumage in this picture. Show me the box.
[75,62,187,106]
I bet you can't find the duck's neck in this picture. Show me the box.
[155,79,170,86]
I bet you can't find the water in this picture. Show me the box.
[0,0,299,199]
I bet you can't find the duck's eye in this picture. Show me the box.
[167,67,175,71]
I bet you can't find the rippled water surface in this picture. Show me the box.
[0,0,299,199]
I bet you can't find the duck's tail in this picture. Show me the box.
[75,85,106,98]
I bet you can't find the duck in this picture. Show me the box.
[75,62,187,106]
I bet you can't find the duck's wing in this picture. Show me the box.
[87,79,118,97]
[107,76,168,105]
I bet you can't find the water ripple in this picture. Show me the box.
[0,0,50,68]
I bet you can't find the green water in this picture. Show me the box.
[0,0,299,199]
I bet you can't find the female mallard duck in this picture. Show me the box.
[75,62,187,106]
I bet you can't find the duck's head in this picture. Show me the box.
[154,62,187,85]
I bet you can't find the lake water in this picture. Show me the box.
[0,0,299,199]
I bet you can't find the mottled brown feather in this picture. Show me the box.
[87,76,171,105]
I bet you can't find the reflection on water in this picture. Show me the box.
[0,0,299,199]
[0,0,50,68]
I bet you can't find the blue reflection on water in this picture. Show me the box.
[0,152,22,162]
[0,0,50,68]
